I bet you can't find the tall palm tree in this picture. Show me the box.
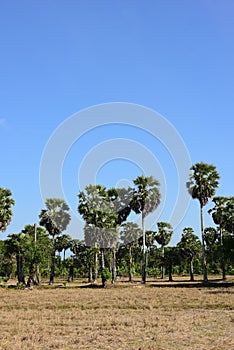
[39,198,71,284]
[0,188,15,233]
[155,222,173,279]
[187,162,220,282]
[131,175,160,284]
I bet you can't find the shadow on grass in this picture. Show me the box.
[148,280,234,289]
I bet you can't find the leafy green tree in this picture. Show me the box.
[131,175,160,284]
[0,239,13,277]
[208,197,230,279]
[21,224,51,286]
[5,232,30,284]
[120,222,142,282]
[164,246,180,281]
[0,188,15,233]
[177,227,202,281]
[39,198,71,284]
[155,222,173,279]
[187,162,220,282]
[223,197,234,234]
[203,227,220,275]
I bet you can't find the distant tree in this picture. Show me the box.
[209,197,234,278]
[55,234,72,261]
[155,222,173,279]
[39,198,71,284]
[120,222,142,282]
[5,232,30,284]
[0,188,15,233]
[131,175,160,284]
[177,227,202,281]
[164,246,180,281]
[187,162,220,282]
[78,184,132,286]
[21,224,51,286]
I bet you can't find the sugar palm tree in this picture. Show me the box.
[208,196,234,279]
[39,198,71,284]
[131,175,160,284]
[0,188,15,233]
[187,162,220,282]
[78,184,132,286]
[155,222,173,279]
[120,222,142,282]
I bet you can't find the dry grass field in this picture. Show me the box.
[0,277,234,350]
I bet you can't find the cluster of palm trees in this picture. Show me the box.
[0,161,234,287]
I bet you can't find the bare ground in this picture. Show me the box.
[0,277,233,350]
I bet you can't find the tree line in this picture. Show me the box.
[0,162,234,287]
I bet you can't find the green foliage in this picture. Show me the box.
[101,267,111,283]
[131,175,160,218]
[0,188,15,232]
[120,222,142,246]
[155,222,173,248]
[187,162,220,207]
[39,198,71,238]
[209,196,234,234]
[177,227,202,261]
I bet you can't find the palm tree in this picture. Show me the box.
[55,234,72,261]
[187,162,220,282]
[39,198,71,284]
[78,184,132,286]
[120,222,142,282]
[155,222,173,279]
[208,196,228,279]
[131,175,161,284]
[177,227,202,281]
[0,188,15,233]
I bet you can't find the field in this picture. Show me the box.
[0,277,234,350]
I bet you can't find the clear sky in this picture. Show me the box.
[1,0,233,245]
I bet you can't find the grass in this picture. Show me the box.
[0,276,233,349]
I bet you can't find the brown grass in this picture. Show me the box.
[0,277,233,349]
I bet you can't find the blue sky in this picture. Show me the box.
[1,0,233,244]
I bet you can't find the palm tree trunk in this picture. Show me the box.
[68,265,74,282]
[168,263,173,281]
[49,236,56,285]
[94,248,98,283]
[49,253,55,285]
[111,248,117,284]
[220,226,226,280]
[88,264,93,282]
[142,213,146,284]
[200,205,208,282]
[36,265,41,285]
[190,258,194,281]
[129,245,133,282]
[100,248,105,287]
[16,254,25,285]
[161,245,165,279]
